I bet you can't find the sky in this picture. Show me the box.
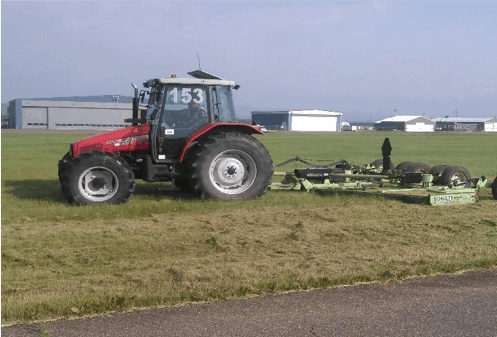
[2,1,497,121]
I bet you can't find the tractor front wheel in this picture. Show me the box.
[59,151,135,205]
[190,133,273,199]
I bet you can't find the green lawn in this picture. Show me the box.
[2,131,496,223]
[2,131,497,325]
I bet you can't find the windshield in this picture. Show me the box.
[163,85,208,112]
[159,85,209,138]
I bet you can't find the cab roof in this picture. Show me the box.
[144,70,239,89]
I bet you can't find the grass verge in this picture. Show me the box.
[2,196,497,324]
[2,131,497,324]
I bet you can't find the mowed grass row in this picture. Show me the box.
[2,131,496,223]
[2,131,497,324]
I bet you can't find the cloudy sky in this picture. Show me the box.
[2,1,497,120]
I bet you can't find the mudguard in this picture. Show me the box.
[178,123,263,162]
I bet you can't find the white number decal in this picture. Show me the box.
[168,87,204,104]
[169,87,178,103]
[181,88,192,103]
[193,88,204,104]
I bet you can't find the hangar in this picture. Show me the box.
[374,116,435,132]
[6,99,134,130]
[433,117,497,132]
[251,110,342,132]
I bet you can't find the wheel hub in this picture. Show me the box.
[451,173,468,186]
[209,150,257,194]
[78,167,119,202]
[214,158,246,186]
[226,166,237,176]
[89,177,106,190]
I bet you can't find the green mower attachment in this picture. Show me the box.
[269,138,495,206]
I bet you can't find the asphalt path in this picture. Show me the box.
[3,269,497,337]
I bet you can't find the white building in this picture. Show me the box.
[251,110,342,132]
[485,118,497,132]
[374,115,435,132]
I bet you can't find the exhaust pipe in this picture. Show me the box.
[131,83,139,126]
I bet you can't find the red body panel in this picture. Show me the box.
[178,123,263,162]
[71,122,262,161]
[71,124,151,158]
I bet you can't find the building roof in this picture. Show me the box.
[10,95,134,104]
[252,110,341,116]
[375,115,430,123]
[290,110,342,116]
[431,117,492,123]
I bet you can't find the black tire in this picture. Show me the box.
[58,151,135,205]
[440,166,472,187]
[396,161,414,173]
[58,152,72,180]
[173,144,199,192]
[492,178,497,200]
[429,164,449,177]
[189,132,273,199]
[371,159,395,170]
[173,178,191,192]
[407,162,431,174]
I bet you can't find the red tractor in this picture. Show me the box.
[58,71,274,205]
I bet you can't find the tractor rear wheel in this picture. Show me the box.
[173,144,199,192]
[173,178,192,192]
[190,132,273,199]
[440,166,471,187]
[492,179,497,200]
[58,151,135,205]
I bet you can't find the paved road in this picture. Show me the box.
[3,269,497,337]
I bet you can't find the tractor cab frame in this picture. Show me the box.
[127,71,243,164]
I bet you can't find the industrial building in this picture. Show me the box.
[432,117,497,132]
[251,110,342,132]
[6,99,134,130]
[374,116,435,132]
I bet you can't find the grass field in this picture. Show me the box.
[2,130,497,325]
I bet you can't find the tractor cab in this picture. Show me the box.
[132,71,241,162]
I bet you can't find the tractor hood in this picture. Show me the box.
[71,124,150,158]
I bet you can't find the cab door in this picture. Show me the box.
[155,85,210,161]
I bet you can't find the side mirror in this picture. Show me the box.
[139,90,148,103]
